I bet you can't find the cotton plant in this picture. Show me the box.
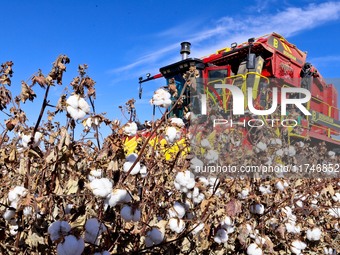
[214,228,229,244]
[275,180,289,191]
[104,189,131,209]
[174,170,195,193]
[191,222,205,235]
[170,117,185,128]
[82,116,100,131]
[66,94,90,120]
[84,218,107,244]
[269,138,282,146]
[123,153,141,175]
[145,227,165,247]
[165,126,181,144]
[87,169,102,182]
[238,188,250,199]
[328,150,336,159]
[48,221,71,241]
[20,131,43,148]
[328,207,340,218]
[89,178,113,198]
[168,202,186,219]
[168,218,185,233]
[57,235,85,255]
[150,88,172,108]
[200,138,211,149]
[259,185,272,195]
[3,186,28,221]
[250,203,265,215]
[324,247,336,255]
[332,192,340,202]
[220,216,235,234]
[123,122,138,136]
[121,205,141,222]
[255,142,267,152]
[306,227,322,241]
[186,187,205,204]
[284,145,296,156]
[290,240,307,255]
[247,243,263,255]
[205,149,219,164]
[190,157,204,172]
[139,165,148,178]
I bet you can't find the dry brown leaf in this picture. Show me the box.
[25,230,45,248]
[225,199,242,217]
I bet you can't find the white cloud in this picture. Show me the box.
[110,1,340,79]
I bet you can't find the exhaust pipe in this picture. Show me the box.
[180,42,191,60]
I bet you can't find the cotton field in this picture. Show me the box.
[0,57,339,254]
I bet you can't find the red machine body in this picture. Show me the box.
[140,33,340,148]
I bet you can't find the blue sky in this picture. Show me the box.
[1,0,340,134]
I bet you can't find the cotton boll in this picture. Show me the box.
[140,165,148,178]
[78,97,90,113]
[328,207,340,218]
[205,150,219,163]
[121,205,141,222]
[275,180,288,191]
[66,94,90,120]
[150,88,171,108]
[238,188,249,199]
[259,185,272,195]
[214,228,228,244]
[220,216,235,234]
[276,149,284,157]
[191,187,205,204]
[285,146,296,156]
[124,122,138,136]
[123,153,141,175]
[306,227,322,241]
[66,95,78,109]
[290,240,307,255]
[200,139,211,149]
[324,247,334,255]
[57,235,85,255]
[192,223,205,235]
[190,157,204,172]
[105,189,131,208]
[9,224,19,236]
[250,204,265,215]
[23,206,33,216]
[170,117,185,128]
[89,178,113,198]
[168,202,186,219]
[84,218,107,244]
[328,151,336,159]
[247,243,263,255]
[146,227,164,246]
[174,170,195,193]
[169,218,185,233]
[48,221,71,241]
[165,127,180,143]
[8,186,27,207]
[123,161,141,175]
[198,176,209,186]
[256,142,267,152]
[3,209,15,221]
[285,222,301,234]
[332,193,340,202]
[88,169,102,181]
